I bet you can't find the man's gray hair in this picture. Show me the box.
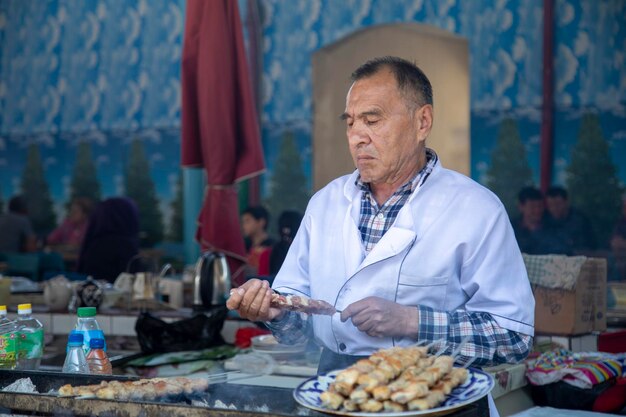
[351,56,433,109]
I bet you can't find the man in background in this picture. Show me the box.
[512,187,558,254]
[0,196,37,253]
[544,186,595,254]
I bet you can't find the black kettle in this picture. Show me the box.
[193,251,231,310]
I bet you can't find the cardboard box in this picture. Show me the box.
[533,257,607,335]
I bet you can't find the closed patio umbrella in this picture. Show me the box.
[181,0,265,286]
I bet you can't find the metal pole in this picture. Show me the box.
[540,0,555,193]
[183,167,203,264]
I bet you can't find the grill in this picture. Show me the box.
[0,370,488,417]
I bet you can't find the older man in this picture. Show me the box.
[227,57,534,378]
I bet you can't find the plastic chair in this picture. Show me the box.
[4,252,40,280]
[38,251,65,280]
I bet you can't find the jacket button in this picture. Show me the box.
[339,343,346,351]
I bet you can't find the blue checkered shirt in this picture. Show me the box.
[357,148,437,254]
[267,149,532,367]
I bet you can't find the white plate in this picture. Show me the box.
[251,335,306,353]
[293,367,494,417]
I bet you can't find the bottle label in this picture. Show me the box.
[0,332,17,366]
[81,329,106,354]
[18,329,44,359]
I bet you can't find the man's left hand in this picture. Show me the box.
[340,296,418,338]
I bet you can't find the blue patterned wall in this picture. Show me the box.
[258,0,626,187]
[0,0,184,226]
[1,0,625,233]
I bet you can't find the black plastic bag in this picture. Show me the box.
[135,307,227,354]
[530,380,612,410]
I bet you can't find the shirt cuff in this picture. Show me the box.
[416,304,449,341]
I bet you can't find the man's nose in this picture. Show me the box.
[348,121,370,145]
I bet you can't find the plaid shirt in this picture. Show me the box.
[267,149,532,367]
[357,148,437,254]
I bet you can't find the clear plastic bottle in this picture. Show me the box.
[0,305,18,369]
[85,338,112,375]
[75,307,106,354]
[62,331,90,374]
[15,303,44,370]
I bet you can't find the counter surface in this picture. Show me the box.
[0,370,489,417]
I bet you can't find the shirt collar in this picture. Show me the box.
[354,148,438,193]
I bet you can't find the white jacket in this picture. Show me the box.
[273,160,535,356]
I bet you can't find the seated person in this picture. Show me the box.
[544,186,595,253]
[47,197,95,256]
[241,206,274,276]
[77,197,140,283]
[0,196,37,253]
[512,187,564,254]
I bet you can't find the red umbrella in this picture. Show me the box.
[181,0,265,286]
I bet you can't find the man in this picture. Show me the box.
[0,195,37,253]
[228,57,534,377]
[544,186,595,254]
[512,186,560,254]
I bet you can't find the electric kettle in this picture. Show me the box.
[193,251,231,310]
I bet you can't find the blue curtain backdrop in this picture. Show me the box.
[1,0,624,237]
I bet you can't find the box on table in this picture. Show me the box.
[532,257,607,335]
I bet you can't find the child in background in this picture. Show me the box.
[241,206,273,277]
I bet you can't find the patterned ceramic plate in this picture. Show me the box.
[293,367,494,417]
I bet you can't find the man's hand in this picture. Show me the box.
[340,296,418,338]
[226,279,283,322]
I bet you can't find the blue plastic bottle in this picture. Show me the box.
[62,331,90,374]
[75,307,106,354]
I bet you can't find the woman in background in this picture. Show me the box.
[77,197,140,283]
[47,197,94,252]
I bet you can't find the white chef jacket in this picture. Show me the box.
[272,159,535,356]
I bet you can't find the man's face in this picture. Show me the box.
[342,69,428,186]
[546,196,568,220]
[520,199,544,225]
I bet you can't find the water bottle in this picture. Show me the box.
[0,305,18,369]
[15,303,44,370]
[62,331,90,374]
[75,307,106,354]
[85,338,112,375]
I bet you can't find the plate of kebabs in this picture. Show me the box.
[293,346,494,416]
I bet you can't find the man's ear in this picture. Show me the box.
[415,104,433,143]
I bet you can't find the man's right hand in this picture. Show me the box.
[226,278,282,322]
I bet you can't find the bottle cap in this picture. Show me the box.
[89,338,105,349]
[77,307,97,318]
[17,304,32,314]
[68,331,84,345]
